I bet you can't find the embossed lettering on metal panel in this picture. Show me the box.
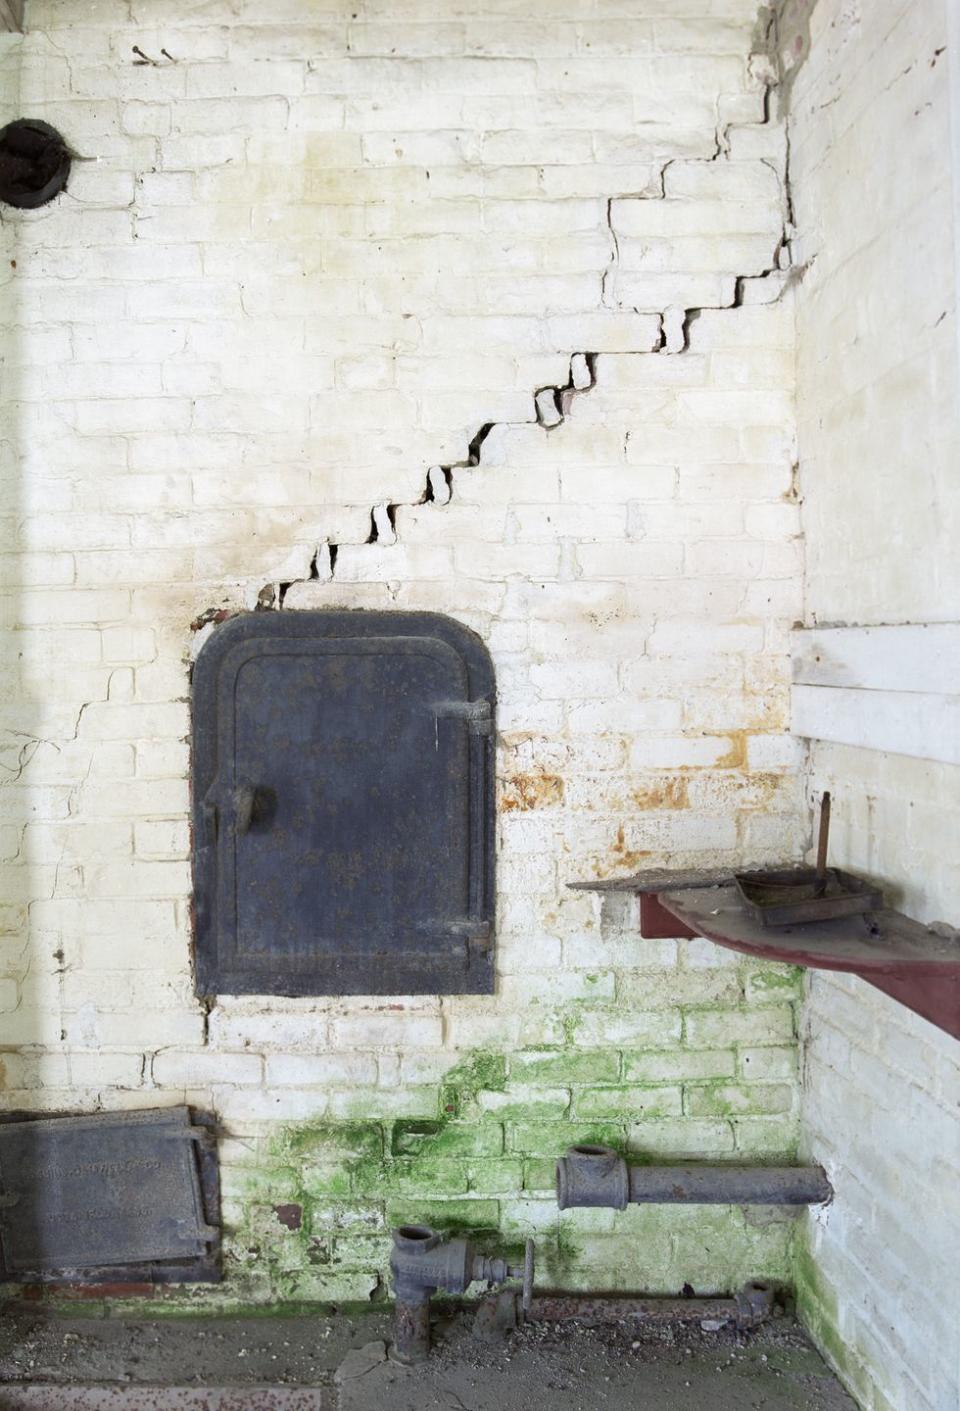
[0,1108,216,1276]
[192,611,496,996]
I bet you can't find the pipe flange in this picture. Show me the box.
[392,1223,440,1253]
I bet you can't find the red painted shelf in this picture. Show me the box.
[571,872,960,1041]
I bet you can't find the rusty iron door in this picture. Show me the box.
[192,612,495,996]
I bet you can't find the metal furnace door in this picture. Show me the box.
[191,611,495,995]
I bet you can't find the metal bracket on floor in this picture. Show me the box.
[473,1279,777,1343]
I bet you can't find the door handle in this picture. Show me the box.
[231,785,276,835]
[233,786,256,835]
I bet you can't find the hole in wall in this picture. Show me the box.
[0,120,71,209]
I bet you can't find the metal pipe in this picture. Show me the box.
[556,1145,832,1211]
[393,1293,432,1364]
[627,1163,833,1205]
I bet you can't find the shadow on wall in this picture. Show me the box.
[0,77,75,1279]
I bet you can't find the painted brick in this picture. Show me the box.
[575,1086,684,1120]
[331,1014,444,1049]
[264,1053,379,1087]
[0,0,804,1319]
[152,1050,263,1087]
[684,1007,796,1048]
[623,1049,735,1082]
[789,1,960,1387]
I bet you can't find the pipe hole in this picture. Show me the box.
[570,1144,610,1157]
[0,120,71,209]
[396,1224,433,1242]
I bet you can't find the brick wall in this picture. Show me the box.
[787,0,960,1407]
[0,1,806,1305]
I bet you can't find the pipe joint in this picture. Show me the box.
[556,1144,629,1211]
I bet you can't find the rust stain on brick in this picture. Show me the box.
[500,772,564,812]
[710,770,785,809]
[715,731,749,769]
[632,777,689,810]
[591,825,653,878]
[273,1203,303,1232]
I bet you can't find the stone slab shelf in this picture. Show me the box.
[570,872,960,1041]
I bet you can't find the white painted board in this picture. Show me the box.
[792,624,960,695]
[792,684,960,765]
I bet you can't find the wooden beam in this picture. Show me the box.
[791,625,960,765]
[792,685,960,765]
[792,623,960,694]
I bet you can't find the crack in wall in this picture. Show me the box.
[254,42,794,606]
[257,351,602,606]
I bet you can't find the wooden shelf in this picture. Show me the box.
[571,872,960,1041]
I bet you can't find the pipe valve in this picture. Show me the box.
[390,1224,534,1363]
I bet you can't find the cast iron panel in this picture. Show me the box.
[192,611,495,995]
[0,1107,220,1284]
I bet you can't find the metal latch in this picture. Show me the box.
[432,699,493,735]
[416,919,492,951]
[458,919,492,951]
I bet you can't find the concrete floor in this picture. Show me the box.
[0,1307,859,1411]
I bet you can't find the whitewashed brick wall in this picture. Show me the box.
[787,1,960,1408]
[0,0,807,1304]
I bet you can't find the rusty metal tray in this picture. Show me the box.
[733,867,883,928]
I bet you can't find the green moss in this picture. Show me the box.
[508,1051,618,1084]
[504,1121,625,1156]
[385,1198,501,1235]
[793,1240,845,1369]
[382,1157,469,1195]
[555,1220,584,1278]
[440,1051,507,1117]
[328,1233,392,1269]
[574,1085,681,1119]
[745,966,804,998]
[685,1080,793,1118]
[466,1159,524,1194]
[392,1120,503,1158]
[214,1041,801,1310]
[481,1092,572,1121]
[522,1158,557,1192]
[792,1228,900,1411]
[285,1120,384,1163]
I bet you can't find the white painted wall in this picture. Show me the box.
[0,1,808,1305]
[788,1,960,1407]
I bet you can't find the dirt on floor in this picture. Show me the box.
[0,1304,859,1411]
